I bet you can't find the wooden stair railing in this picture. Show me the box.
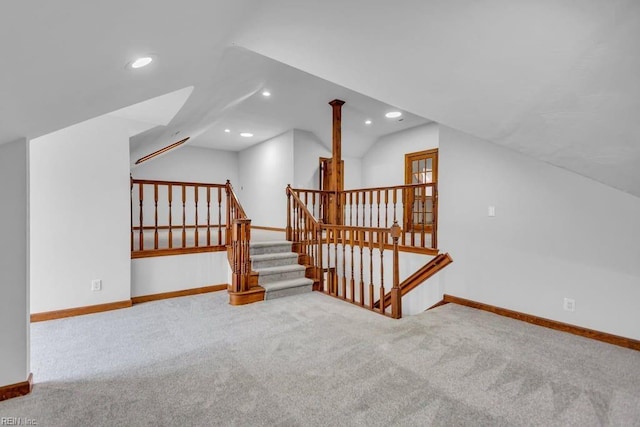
[286,185,322,288]
[226,181,262,305]
[374,252,453,310]
[290,183,438,255]
[317,222,403,318]
[131,178,227,258]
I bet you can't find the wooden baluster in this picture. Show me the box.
[384,189,389,228]
[359,229,365,306]
[312,191,317,219]
[421,184,426,248]
[376,190,381,228]
[369,190,373,228]
[333,227,339,296]
[168,185,173,249]
[342,228,347,299]
[182,184,186,248]
[400,188,406,246]
[217,187,222,246]
[355,192,360,226]
[412,186,420,246]
[225,181,231,246]
[130,177,134,252]
[432,184,438,249]
[349,229,355,303]
[286,186,292,241]
[393,188,397,223]
[317,222,324,292]
[361,192,366,228]
[368,231,374,309]
[379,231,385,314]
[138,183,144,251]
[348,192,353,226]
[206,187,211,246]
[194,186,199,247]
[390,221,402,318]
[154,184,159,249]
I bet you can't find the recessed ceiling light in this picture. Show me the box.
[130,56,153,69]
[385,111,402,118]
[224,129,231,133]
[240,132,254,138]
[365,120,372,125]
[262,91,271,97]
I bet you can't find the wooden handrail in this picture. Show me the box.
[225,181,253,299]
[131,178,227,253]
[286,185,322,289]
[374,252,453,310]
[292,182,438,251]
[290,182,436,194]
[133,179,226,188]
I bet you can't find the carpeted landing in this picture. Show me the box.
[2,292,640,426]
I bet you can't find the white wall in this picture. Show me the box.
[131,252,229,297]
[362,123,438,187]
[0,139,30,388]
[293,129,330,189]
[292,129,362,190]
[132,145,239,185]
[238,131,294,228]
[439,125,640,340]
[30,115,131,313]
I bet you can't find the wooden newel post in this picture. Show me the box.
[231,218,251,293]
[225,180,232,246]
[329,99,345,225]
[286,185,292,241]
[390,221,402,319]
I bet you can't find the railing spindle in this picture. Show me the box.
[154,183,159,249]
[138,183,144,251]
[182,185,186,248]
[207,187,211,246]
[194,185,199,247]
[168,184,173,249]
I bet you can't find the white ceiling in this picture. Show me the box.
[130,47,429,160]
[2,1,640,197]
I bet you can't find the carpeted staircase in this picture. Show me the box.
[250,241,313,300]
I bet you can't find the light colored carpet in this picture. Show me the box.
[2,292,640,426]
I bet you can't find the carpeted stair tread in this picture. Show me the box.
[261,277,314,292]
[250,241,293,255]
[251,252,298,262]
[254,264,306,275]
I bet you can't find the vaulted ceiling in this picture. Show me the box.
[2,1,639,196]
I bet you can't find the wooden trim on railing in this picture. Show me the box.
[0,373,33,402]
[290,182,437,195]
[131,284,228,304]
[132,178,226,188]
[31,300,132,322]
[132,245,226,259]
[135,137,190,165]
[132,224,225,231]
[442,295,640,352]
[252,225,286,232]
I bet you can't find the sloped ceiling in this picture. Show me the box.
[2,1,639,196]
[234,0,640,197]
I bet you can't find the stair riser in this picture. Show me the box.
[252,256,298,269]
[259,270,307,284]
[265,284,313,300]
[250,245,292,256]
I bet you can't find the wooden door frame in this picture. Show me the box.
[404,149,438,232]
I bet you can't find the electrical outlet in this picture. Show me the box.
[91,279,102,291]
[563,297,575,312]
[488,206,496,217]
